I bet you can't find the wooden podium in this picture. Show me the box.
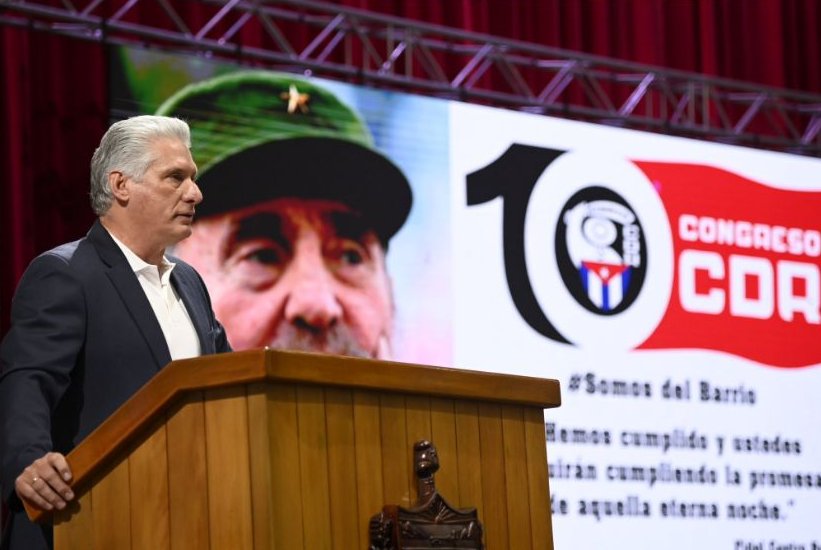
[33,349,561,549]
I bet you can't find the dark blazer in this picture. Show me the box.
[0,221,231,549]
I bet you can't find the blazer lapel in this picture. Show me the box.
[171,269,213,355]
[88,221,172,369]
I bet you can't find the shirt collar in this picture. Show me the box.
[109,231,176,283]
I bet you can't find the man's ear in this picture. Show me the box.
[109,171,129,202]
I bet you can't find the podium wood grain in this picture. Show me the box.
[39,349,560,549]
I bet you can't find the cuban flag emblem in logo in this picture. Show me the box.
[578,261,631,311]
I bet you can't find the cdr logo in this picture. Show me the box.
[555,187,647,315]
[467,145,673,350]
[468,146,821,365]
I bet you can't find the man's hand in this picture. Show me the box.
[14,452,74,511]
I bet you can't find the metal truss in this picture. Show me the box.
[2,0,820,156]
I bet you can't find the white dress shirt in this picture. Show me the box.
[109,234,201,360]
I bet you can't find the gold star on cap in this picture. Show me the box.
[280,84,311,114]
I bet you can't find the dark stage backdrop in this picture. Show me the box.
[2,0,820,331]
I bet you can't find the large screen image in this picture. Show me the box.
[112,46,821,550]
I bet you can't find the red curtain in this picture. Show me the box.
[1,0,819,332]
[360,0,820,93]
[1,28,106,332]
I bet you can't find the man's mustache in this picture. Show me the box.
[268,323,373,358]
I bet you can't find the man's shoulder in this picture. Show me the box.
[38,238,84,264]
[21,227,113,288]
[32,232,102,271]
[11,237,96,313]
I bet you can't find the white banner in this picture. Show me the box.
[450,101,821,549]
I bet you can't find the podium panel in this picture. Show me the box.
[39,350,560,549]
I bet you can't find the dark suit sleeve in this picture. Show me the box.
[0,253,86,504]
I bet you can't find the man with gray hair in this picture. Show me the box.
[0,115,231,549]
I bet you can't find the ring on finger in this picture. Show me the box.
[31,476,40,485]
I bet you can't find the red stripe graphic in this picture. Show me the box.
[635,162,821,368]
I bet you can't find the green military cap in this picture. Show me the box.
[156,71,412,244]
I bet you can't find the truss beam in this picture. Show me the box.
[1,0,819,156]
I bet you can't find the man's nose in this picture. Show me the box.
[185,180,203,204]
[282,259,343,331]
